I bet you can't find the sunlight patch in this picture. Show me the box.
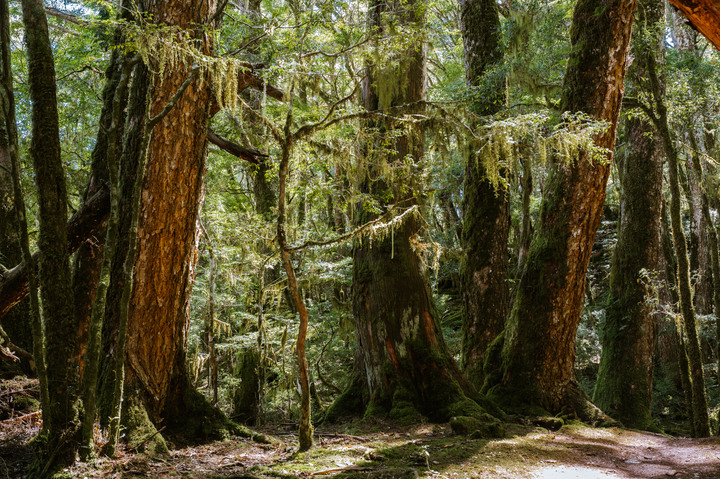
[532,465,623,478]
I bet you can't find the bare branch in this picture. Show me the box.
[206,128,268,164]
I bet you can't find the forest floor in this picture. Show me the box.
[1,379,719,478]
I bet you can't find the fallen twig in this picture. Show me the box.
[310,466,375,476]
[314,433,370,442]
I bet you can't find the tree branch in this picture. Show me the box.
[206,128,267,164]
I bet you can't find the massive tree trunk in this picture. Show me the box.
[21,0,79,468]
[347,0,501,430]
[484,0,636,421]
[458,0,510,388]
[123,0,216,433]
[593,0,663,431]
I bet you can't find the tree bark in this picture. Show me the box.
[21,0,79,468]
[346,0,502,431]
[593,115,662,430]
[485,0,637,421]
[458,0,509,388]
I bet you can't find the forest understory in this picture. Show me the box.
[0,379,719,479]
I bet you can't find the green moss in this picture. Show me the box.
[122,394,168,455]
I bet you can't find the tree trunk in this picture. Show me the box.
[346,0,502,432]
[592,0,663,431]
[0,0,31,376]
[21,0,79,468]
[485,0,637,421]
[119,0,221,444]
[458,0,509,388]
[689,131,720,401]
[593,114,662,430]
[642,34,711,436]
[660,200,695,432]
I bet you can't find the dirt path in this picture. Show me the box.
[1,419,719,478]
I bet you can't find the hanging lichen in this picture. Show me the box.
[130,25,248,111]
[475,111,611,191]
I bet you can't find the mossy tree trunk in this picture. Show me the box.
[21,0,80,468]
[593,119,662,429]
[485,0,637,421]
[638,27,711,437]
[348,0,501,429]
[685,161,713,315]
[660,200,695,431]
[1,0,47,408]
[458,0,510,388]
[689,132,720,394]
[592,0,663,431]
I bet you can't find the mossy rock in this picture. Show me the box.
[450,415,504,438]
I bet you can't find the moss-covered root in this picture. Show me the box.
[565,383,619,428]
[120,392,169,455]
[178,386,277,444]
[323,372,366,424]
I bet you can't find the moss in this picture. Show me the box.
[531,416,564,431]
[122,393,168,455]
[324,373,366,423]
[11,397,39,412]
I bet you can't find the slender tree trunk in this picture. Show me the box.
[1,0,47,410]
[21,0,80,469]
[643,40,711,436]
[660,200,695,432]
[277,129,313,451]
[458,0,509,388]
[0,0,32,376]
[79,50,133,460]
[485,0,636,421]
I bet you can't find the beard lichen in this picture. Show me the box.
[475,111,611,192]
[131,25,248,112]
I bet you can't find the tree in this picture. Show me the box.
[629,29,712,436]
[338,0,502,430]
[592,0,664,431]
[21,0,80,469]
[484,0,637,420]
[458,0,510,388]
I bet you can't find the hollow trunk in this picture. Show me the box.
[458,0,509,388]
[485,0,637,421]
